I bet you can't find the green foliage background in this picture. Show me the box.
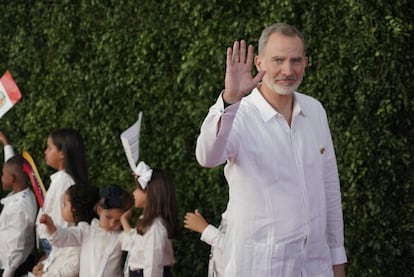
[0,1,412,276]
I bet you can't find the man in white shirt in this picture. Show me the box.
[196,22,347,276]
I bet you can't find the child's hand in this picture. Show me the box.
[121,208,133,232]
[39,213,57,234]
[121,208,133,221]
[184,209,209,234]
[32,262,44,277]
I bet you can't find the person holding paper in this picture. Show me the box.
[120,162,179,277]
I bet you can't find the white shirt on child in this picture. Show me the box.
[47,218,123,277]
[41,245,80,277]
[36,170,75,239]
[0,188,37,277]
[196,88,347,276]
[121,217,175,277]
[201,212,227,277]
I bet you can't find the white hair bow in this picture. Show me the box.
[134,161,153,190]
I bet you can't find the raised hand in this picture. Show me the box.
[39,213,57,235]
[223,40,266,104]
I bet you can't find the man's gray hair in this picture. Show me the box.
[258,23,306,56]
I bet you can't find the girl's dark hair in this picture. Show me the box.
[67,184,100,224]
[136,168,179,239]
[49,128,89,185]
[98,184,134,212]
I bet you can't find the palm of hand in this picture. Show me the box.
[224,40,265,103]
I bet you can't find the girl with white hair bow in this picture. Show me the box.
[120,161,179,277]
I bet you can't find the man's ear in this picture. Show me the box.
[254,55,261,71]
[11,173,16,183]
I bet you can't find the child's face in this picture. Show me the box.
[133,186,147,208]
[61,192,75,223]
[96,206,124,232]
[1,165,14,191]
[44,136,64,170]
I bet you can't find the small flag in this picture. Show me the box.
[22,151,46,208]
[0,71,22,118]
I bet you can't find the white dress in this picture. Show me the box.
[47,218,123,277]
[41,246,80,277]
[121,217,175,277]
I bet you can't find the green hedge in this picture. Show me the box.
[0,1,412,276]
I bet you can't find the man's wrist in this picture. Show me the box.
[223,99,232,108]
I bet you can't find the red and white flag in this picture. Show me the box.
[0,71,22,118]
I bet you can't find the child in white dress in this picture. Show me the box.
[120,162,179,277]
[39,184,134,277]
[35,128,89,258]
[31,184,99,277]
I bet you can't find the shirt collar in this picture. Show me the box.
[248,87,305,122]
[0,187,31,206]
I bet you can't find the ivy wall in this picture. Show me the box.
[0,1,412,276]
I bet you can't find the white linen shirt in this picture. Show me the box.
[47,218,123,277]
[196,88,347,277]
[0,188,37,277]
[36,170,74,239]
[121,217,175,277]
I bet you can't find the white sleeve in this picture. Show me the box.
[320,108,347,264]
[200,224,224,251]
[48,223,87,247]
[4,144,15,162]
[195,94,240,168]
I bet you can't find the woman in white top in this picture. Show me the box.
[39,184,134,277]
[120,162,179,277]
[35,128,89,257]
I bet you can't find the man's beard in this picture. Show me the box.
[263,75,302,96]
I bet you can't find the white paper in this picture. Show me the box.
[120,111,142,171]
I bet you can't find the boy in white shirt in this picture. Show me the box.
[0,154,38,277]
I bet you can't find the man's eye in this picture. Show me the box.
[292,58,302,64]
